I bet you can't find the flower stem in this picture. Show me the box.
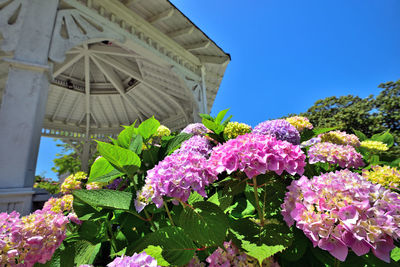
[164,202,175,226]
[334,258,341,267]
[252,177,264,227]
[144,209,157,231]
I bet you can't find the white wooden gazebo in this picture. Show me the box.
[0,0,230,214]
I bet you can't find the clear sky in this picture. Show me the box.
[36,0,400,179]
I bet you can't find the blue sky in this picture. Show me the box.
[36,0,400,179]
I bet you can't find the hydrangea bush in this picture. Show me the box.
[2,111,399,267]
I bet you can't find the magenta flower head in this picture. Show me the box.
[308,142,364,169]
[209,133,306,178]
[253,119,300,145]
[107,252,160,267]
[135,151,218,212]
[174,135,213,157]
[281,170,400,263]
[206,240,247,267]
[0,210,69,266]
[181,123,209,136]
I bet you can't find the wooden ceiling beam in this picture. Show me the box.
[148,8,174,24]
[53,53,84,77]
[167,26,194,38]
[90,55,144,121]
[184,41,210,51]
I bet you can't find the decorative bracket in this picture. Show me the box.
[49,9,125,63]
[0,0,28,52]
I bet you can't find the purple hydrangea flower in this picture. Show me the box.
[174,135,213,157]
[107,252,160,267]
[308,142,364,169]
[181,123,209,136]
[281,170,400,262]
[106,178,127,190]
[135,152,218,212]
[208,133,306,178]
[253,119,300,145]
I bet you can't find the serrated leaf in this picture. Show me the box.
[391,247,400,262]
[215,108,229,125]
[188,191,204,204]
[179,201,229,246]
[202,118,218,131]
[313,127,337,136]
[353,129,367,141]
[97,141,141,175]
[73,241,101,266]
[163,133,192,155]
[129,134,143,154]
[208,191,233,212]
[73,189,135,211]
[371,130,394,147]
[132,226,196,266]
[88,157,123,183]
[143,245,170,266]
[198,113,214,121]
[118,122,137,148]
[242,242,285,266]
[138,117,160,139]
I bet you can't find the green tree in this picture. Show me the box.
[299,80,399,159]
[52,140,98,177]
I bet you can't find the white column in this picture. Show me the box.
[200,65,208,114]
[0,0,59,214]
[81,139,91,173]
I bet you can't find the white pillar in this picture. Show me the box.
[200,65,208,114]
[0,0,59,214]
[81,139,91,173]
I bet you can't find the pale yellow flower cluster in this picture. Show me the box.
[60,171,87,194]
[363,165,400,188]
[360,140,389,152]
[285,116,313,132]
[223,121,252,139]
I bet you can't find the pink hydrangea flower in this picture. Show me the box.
[281,170,400,262]
[208,133,306,178]
[0,210,69,266]
[206,240,247,267]
[107,252,160,267]
[174,135,213,157]
[181,123,209,136]
[308,142,364,169]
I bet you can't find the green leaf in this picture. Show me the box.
[138,117,160,139]
[313,127,337,136]
[88,157,123,183]
[73,189,135,211]
[198,113,214,121]
[162,133,192,155]
[179,201,229,246]
[97,141,141,175]
[215,108,230,125]
[132,226,196,266]
[118,121,137,148]
[77,220,107,244]
[73,241,101,266]
[202,118,218,131]
[392,247,400,262]
[353,129,367,141]
[371,130,394,147]
[229,218,293,264]
[187,191,204,205]
[390,158,400,168]
[129,134,143,154]
[242,242,285,266]
[208,191,233,212]
[280,228,309,262]
[143,245,170,266]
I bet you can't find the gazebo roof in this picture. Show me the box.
[0,0,230,140]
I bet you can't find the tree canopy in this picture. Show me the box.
[299,80,400,159]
